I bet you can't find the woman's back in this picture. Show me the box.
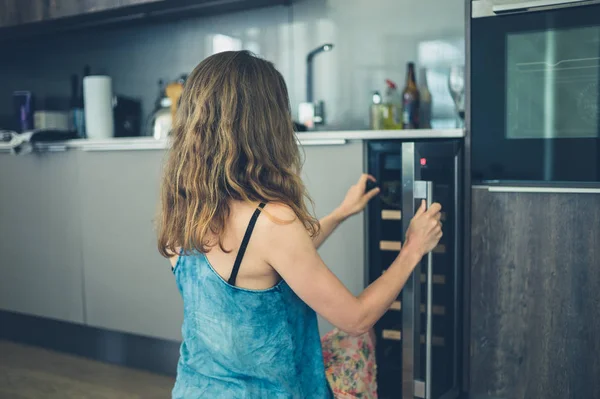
[158,50,442,399]
[171,202,332,398]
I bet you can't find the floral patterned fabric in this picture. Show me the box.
[321,329,378,399]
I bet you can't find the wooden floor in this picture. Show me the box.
[0,340,174,398]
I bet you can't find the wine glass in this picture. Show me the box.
[448,66,465,127]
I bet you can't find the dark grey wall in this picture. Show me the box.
[0,0,464,132]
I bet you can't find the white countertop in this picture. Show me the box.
[0,129,464,153]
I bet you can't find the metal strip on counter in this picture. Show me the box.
[84,138,349,150]
[82,142,169,152]
[297,139,347,146]
[474,185,600,194]
[295,128,464,141]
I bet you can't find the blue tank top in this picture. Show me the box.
[171,204,333,398]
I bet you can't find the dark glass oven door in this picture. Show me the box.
[471,2,600,183]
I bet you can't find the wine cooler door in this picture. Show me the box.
[401,141,462,399]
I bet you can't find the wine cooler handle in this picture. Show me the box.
[413,180,434,399]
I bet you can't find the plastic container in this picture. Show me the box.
[382,79,403,130]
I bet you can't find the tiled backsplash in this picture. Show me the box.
[0,0,464,133]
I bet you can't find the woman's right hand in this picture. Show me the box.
[403,200,443,258]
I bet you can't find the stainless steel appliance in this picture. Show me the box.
[471,0,600,183]
[367,139,463,399]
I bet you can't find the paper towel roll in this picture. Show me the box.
[83,76,114,139]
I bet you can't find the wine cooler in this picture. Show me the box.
[367,140,463,399]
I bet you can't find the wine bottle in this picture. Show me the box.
[419,68,432,129]
[401,62,420,129]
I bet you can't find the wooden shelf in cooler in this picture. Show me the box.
[379,211,446,221]
[389,301,445,315]
[381,329,445,346]
[379,241,445,254]
[381,210,402,220]
[381,270,446,285]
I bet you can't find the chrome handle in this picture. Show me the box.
[413,180,434,399]
[493,0,588,13]
[424,182,433,399]
[83,142,168,152]
[297,138,347,146]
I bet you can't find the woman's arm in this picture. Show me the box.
[261,200,442,336]
[312,174,380,249]
[312,210,345,249]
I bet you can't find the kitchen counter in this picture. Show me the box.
[0,137,369,341]
[0,127,464,341]
[0,129,464,153]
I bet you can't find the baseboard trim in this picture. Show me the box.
[0,310,180,376]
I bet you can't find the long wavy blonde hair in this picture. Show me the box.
[158,51,319,257]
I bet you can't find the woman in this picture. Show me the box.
[158,50,442,399]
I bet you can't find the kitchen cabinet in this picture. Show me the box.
[77,150,183,341]
[0,151,85,323]
[76,141,365,340]
[0,0,293,32]
[470,187,600,399]
[301,141,365,336]
[0,138,364,342]
[0,0,163,28]
[0,0,41,27]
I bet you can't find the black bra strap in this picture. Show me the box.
[228,203,266,286]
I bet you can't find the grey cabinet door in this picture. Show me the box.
[0,0,164,28]
[0,152,84,323]
[301,141,365,336]
[78,151,182,341]
[470,187,600,399]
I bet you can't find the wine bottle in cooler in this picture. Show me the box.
[401,62,420,129]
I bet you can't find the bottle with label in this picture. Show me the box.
[419,67,432,129]
[402,62,420,129]
[382,79,403,130]
[79,65,91,138]
[369,91,384,130]
[70,74,85,137]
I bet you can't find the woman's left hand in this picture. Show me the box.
[335,174,380,221]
